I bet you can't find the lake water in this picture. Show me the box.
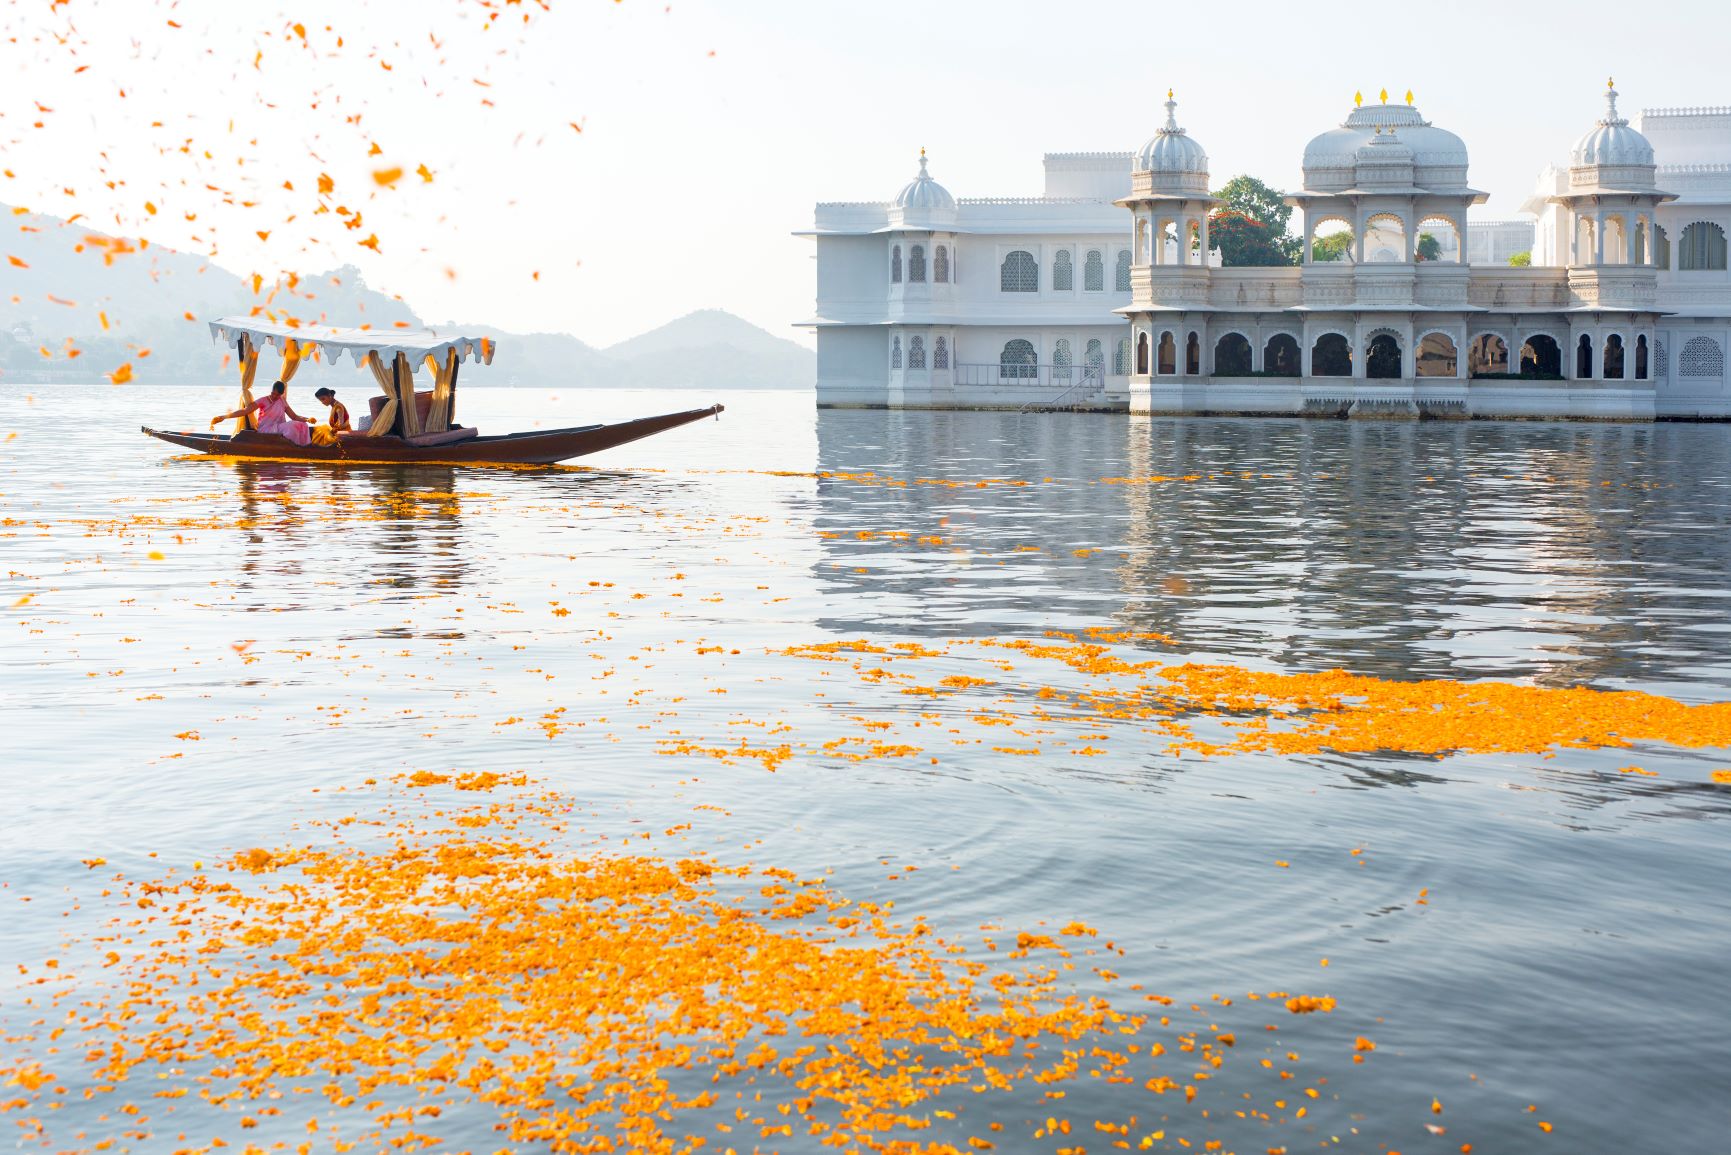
[3,383,1729,1154]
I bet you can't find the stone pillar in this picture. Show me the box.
[1627,213,1640,265]
[1593,212,1605,266]
[1200,215,1211,268]
[1352,324,1368,380]
[1402,214,1415,264]
[1301,325,1313,378]
[1302,207,1313,265]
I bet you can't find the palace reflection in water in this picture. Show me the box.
[811,410,1731,693]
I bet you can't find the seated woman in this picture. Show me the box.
[210,381,312,446]
[309,387,350,446]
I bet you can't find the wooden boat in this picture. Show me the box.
[143,316,724,466]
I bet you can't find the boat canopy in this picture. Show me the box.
[207,316,497,367]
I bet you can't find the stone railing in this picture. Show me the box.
[1208,268,1302,309]
[1466,267,1571,310]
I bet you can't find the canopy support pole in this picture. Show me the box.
[390,353,404,437]
[449,358,460,427]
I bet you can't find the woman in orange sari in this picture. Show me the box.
[310,387,351,446]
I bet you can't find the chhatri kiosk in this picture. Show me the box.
[1120,84,1674,420]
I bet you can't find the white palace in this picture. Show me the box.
[799,84,1731,420]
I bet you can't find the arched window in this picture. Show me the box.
[933,335,949,370]
[891,245,902,283]
[1264,333,1300,376]
[890,335,902,369]
[909,335,926,369]
[1001,250,1038,292]
[1679,223,1728,271]
[1085,339,1104,374]
[1157,331,1176,375]
[934,245,950,283]
[1635,334,1648,380]
[1469,334,1509,377]
[1185,332,1200,375]
[1364,214,1407,263]
[1312,333,1351,377]
[1416,332,1458,377]
[1000,338,1038,379]
[1367,333,1402,378]
[1213,332,1252,376]
[1053,249,1074,291]
[1654,226,1670,270]
[1520,335,1563,378]
[1576,334,1594,379]
[1084,249,1105,291]
[1603,334,1625,379]
[1116,337,1131,375]
[1115,249,1131,291]
[1053,338,1072,378]
[908,244,927,283]
[1136,332,1149,375]
[1680,335,1725,378]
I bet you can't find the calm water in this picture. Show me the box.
[3,383,1730,1152]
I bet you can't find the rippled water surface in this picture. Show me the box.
[4,384,1730,1153]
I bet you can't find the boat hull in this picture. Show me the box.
[142,405,724,466]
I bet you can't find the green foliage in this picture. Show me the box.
[1507,250,1532,267]
[1209,175,1299,266]
[1415,233,1442,262]
[1311,232,1354,263]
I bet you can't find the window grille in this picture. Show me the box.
[891,245,902,283]
[1000,251,1038,292]
[1114,250,1131,292]
[908,244,927,283]
[891,336,902,369]
[1085,339,1104,374]
[933,336,949,369]
[1680,335,1724,377]
[934,245,950,283]
[1053,249,1073,291]
[909,336,926,369]
[1053,338,1072,376]
[1000,338,1037,378]
[1083,249,1104,291]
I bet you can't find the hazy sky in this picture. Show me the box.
[2,0,1726,348]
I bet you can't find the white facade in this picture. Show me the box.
[803,84,1731,421]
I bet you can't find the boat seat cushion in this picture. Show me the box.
[405,426,479,448]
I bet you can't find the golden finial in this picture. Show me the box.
[1354,90,1363,107]
[1379,87,1388,104]
[1607,76,1615,89]
[919,146,926,159]
[1167,87,1174,100]
[1405,89,1414,106]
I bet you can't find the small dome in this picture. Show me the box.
[894,150,956,213]
[1571,82,1654,167]
[1135,94,1208,174]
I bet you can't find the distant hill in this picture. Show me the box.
[0,206,813,390]
[600,310,813,389]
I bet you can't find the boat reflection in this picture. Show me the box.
[224,460,478,639]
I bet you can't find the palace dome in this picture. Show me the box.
[894,151,956,213]
[1571,83,1654,167]
[1301,94,1469,188]
[1135,94,1208,174]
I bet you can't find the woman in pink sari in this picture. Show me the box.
[210,381,312,446]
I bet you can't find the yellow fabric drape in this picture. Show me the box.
[278,339,302,384]
[394,352,421,437]
[235,335,260,434]
[363,352,399,437]
[423,347,456,432]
